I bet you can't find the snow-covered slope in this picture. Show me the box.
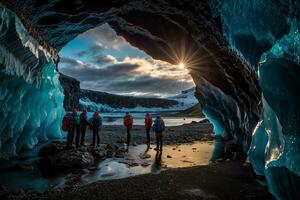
[79,88,198,113]
[167,88,198,109]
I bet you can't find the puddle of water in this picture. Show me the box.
[82,142,215,183]
[0,141,222,192]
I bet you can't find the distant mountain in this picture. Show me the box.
[79,88,200,112]
[80,89,179,112]
[59,73,199,112]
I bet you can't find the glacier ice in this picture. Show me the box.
[209,0,300,199]
[0,5,65,159]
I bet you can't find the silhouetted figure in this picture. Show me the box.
[62,112,71,147]
[90,111,102,147]
[78,109,89,146]
[153,114,165,151]
[67,108,80,148]
[123,112,133,151]
[144,113,153,148]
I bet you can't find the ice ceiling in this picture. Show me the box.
[0,0,299,199]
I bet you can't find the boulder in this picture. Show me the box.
[37,142,110,173]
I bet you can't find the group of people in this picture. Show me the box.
[62,109,165,151]
[123,112,165,151]
[62,108,102,148]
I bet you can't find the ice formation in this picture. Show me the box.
[210,0,300,199]
[0,6,65,159]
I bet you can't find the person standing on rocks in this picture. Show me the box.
[90,111,102,147]
[123,112,133,151]
[153,114,165,151]
[67,108,80,148]
[78,109,89,146]
[144,113,153,148]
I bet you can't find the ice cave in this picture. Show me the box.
[0,0,299,199]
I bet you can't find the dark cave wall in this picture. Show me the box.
[59,73,80,111]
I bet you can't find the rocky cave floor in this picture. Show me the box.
[0,121,275,200]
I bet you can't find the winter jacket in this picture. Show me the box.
[124,114,133,129]
[145,116,152,128]
[80,112,89,128]
[153,118,165,133]
[69,112,79,128]
[90,115,102,130]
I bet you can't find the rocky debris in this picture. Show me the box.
[37,142,108,173]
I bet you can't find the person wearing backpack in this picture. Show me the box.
[90,111,102,147]
[144,113,152,148]
[62,112,72,148]
[77,109,89,146]
[123,112,133,151]
[66,108,80,148]
[153,114,165,151]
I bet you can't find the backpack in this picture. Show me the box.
[145,117,152,128]
[92,116,102,128]
[62,114,70,131]
[154,119,164,132]
[124,115,133,128]
[80,113,88,126]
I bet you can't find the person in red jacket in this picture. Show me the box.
[144,113,152,148]
[123,112,133,151]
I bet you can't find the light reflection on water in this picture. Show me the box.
[82,142,215,183]
[0,141,224,193]
[87,112,204,127]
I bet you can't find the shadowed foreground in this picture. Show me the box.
[3,161,275,200]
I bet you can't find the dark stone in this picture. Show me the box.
[59,73,80,111]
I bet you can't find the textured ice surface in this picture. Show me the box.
[210,0,300,199]
[0,6,65,159]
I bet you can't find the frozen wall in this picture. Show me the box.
[210,0,300,199]
[0,6,65,159]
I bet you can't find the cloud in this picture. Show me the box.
[60,57,139,81]
[79,23,127,50]
[59,54,194,96]
[60,57,89,68]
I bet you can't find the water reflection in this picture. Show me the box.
[151,151,163,174]
[0,141,219,192]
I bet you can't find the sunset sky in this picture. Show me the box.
[58,23,194,97]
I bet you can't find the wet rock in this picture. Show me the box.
[38,141,65,157]
[115,151,125,158]
[50,150,94,169]
[38,142,96,173]
[141,162,150,167]
[140,154,151,159]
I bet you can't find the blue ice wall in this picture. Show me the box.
[209,0,300,199]
[0,6,65,159]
